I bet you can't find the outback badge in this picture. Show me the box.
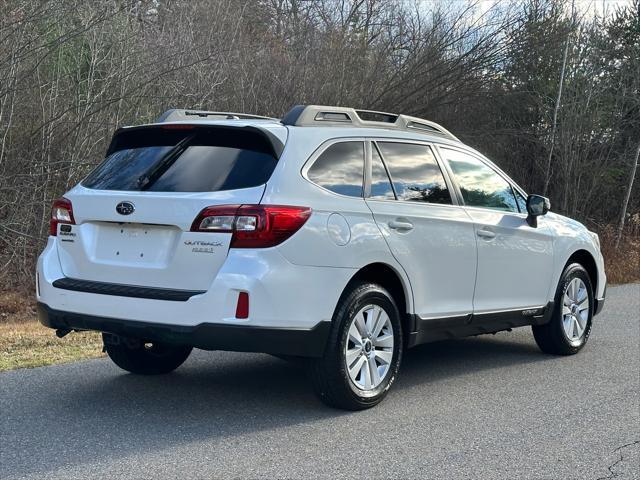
[116,201,135,215]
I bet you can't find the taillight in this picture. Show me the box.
[191,205,311,248]
[50,198,75,236]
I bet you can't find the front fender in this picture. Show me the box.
[543,213,606,301]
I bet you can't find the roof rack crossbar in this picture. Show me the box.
[158,109,278,123]
[281,105,459,142]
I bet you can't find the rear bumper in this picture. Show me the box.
[37,236,354,330]
[38,303,331,357]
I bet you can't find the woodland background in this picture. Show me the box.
[1,0,638,290]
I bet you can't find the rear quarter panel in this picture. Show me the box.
[263,128,414,311]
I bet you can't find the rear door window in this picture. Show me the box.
[82,126,278,192]
[376,142,452,204]
[307,141,364,197]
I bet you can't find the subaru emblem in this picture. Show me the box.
[116,201,135,215]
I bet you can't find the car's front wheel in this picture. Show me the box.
[532,263,594,355]
[102,333,192,374]
[309,282,403,410]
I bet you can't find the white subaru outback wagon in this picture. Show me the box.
[37,105,606,410]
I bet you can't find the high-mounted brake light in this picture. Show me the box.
[191,205,311,248]
[50,198,75,236]
[160,124,196,130]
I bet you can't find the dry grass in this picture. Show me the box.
[0,291,103,372]
[600,232,640,285]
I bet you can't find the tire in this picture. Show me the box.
[102,333,192,375]
[532,263,594,355]
[309,282,403,410]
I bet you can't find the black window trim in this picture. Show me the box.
[301,137,367,199]
[435,144,528,216]
[364,138,459,207]
[367,141,398,200]
[512,186,529,215]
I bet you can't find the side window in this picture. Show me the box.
[515,189,528,213]
[441,148,518,213]
[376,142,452,204]
[307,142,364,197]
[370,145,395,200]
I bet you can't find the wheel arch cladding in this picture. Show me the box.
[343,262,411,335]
[566,249,598,294]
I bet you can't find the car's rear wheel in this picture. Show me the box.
[309,283,403,410]
[532,263,594,355]
[102,333,192,374]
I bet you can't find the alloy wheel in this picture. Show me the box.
[345,304,394,390]
[562,277,590,346]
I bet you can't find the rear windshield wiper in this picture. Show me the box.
[136,133,196,190]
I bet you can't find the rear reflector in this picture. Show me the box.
[235,292,249,319]
[50,198,75,236]
[191,205,311,248]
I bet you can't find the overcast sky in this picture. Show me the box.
[419,0,634,18]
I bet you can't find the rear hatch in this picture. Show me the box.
[56,123,285,291]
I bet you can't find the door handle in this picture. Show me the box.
[477,229,496,239]
[388,220,414,231]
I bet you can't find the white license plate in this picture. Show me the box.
[93,223,178,266]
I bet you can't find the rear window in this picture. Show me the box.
[82,126,278,192]
[306,141,364,197]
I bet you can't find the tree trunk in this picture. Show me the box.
[616,142,640,248]
[543,31,570,196]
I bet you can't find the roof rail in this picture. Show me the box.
[281,105,460,142]
[158,109,278,123]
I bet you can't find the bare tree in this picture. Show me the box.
[0,0,638,290]
[616,142,639,248]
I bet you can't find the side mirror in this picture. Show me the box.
[526,194,550,227]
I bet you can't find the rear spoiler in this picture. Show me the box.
[106,123,286,158]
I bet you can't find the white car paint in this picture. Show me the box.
[366,199,477,319]
[36,116,606,339]
[462,206,556,313]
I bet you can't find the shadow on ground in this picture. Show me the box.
[3,333,555,478]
